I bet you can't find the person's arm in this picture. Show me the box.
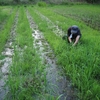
[68,37,72,43]
[73,35,80,46]
[67,27,72,43]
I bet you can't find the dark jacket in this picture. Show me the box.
[67,27,81,39]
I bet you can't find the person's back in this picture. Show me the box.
[63,25,82,46]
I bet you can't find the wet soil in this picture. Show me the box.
[0,13,18,100]
[26,10,78,100]
[35,11,65,37]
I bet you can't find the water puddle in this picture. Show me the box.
[0,12,18,100]
[26,10,78,100]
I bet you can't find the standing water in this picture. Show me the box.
[0,13,18,100]
[26,10,78,100]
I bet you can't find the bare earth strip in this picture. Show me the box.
[26,10,78,100]
[0,11,19,100]
[35,10,65,37]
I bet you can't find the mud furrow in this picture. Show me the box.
[0,11,19,100]
[35,10,64,37]
[26,10,77,100]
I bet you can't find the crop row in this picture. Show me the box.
[28,6,100,100]
[50,5,100,31]
[0,5,100,100]
[0,6,13,31]
[0,7,17,55]
[0,6,46,100]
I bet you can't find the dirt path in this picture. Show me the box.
[26,10,77,100]
[0,12,19,100]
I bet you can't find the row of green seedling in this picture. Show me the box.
[0,6,12,23]
[34,6,100,100]
[0,6,13,30]
[6,6,46,100]
[49,5,100,30]
[28,6,100,100]
[0,7,17,57]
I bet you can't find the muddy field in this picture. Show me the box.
[0,5,100,100]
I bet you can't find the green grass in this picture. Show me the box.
[49,4,100,30]
[0,7,16,55]
[28,5,100,100]
[0,6,12,24]
[0,5,100,100]
[5,6,46,100]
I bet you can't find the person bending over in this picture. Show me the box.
[67,25,81,46]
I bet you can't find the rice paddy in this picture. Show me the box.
[0,4,100,100]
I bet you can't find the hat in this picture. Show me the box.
[71,25,78,34]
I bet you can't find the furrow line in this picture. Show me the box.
[35,10,64,37]
[26,10,77,100]
[0,11,19,100]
